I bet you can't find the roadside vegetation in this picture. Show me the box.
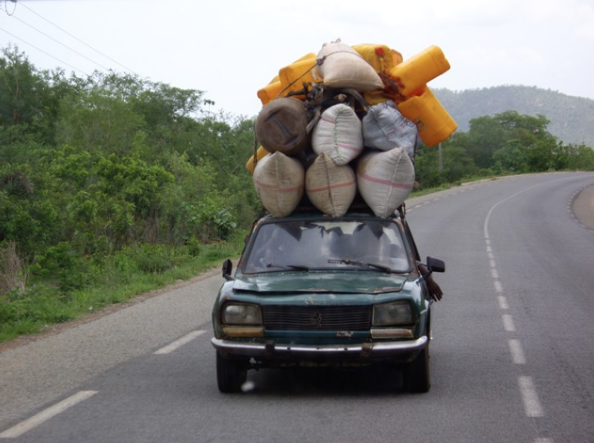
[1,46,593,343]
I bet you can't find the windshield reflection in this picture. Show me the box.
[243,220,410,274]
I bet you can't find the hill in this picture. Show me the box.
[433,86,594,148]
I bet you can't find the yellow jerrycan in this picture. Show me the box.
[397,86,457,147]
[388,46,450,98]
[278,53,319,99]
[257,53,319,105]
[352,43,405,106]
[246,146,270,175]
[257,77,283,106]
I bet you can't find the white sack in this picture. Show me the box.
[316,41,384,92]
[253,152,304,218]
[356,148,415,218]
[306,153,357,218]
[312,104,363,166]
[362,100,418,160]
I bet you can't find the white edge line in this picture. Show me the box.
[518,376,544,417]
[154,330,205,355]
[0,391,98,439]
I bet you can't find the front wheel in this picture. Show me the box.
[403,343,430,393]
[216,352,248,393]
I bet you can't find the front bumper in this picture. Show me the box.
[211,335,427,363]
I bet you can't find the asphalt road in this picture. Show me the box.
[1,172,593,443]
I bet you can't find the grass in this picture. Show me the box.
[0,232,247,344]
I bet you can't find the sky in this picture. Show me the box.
[1,0,593,119]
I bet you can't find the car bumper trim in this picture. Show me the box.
[211,335,428,358]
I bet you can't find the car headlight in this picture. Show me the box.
[221,303,262,325]
[372,301,414,326]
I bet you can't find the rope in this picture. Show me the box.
[274,59,320,100]
[252,125,260,170]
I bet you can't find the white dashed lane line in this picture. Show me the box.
[0,391,98,439]
[497,295,509,309]
[519,376,545,418]
[0,331,207,439]
[483,188,552,442]
[502,314,516,332]
[154,330,206,355]
[508,339,527,365]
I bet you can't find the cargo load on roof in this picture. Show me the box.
[248,39,457,218]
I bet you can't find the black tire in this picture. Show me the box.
[216,352,248,393]
[404,343,430,393]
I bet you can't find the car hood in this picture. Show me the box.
[232,271,408,294]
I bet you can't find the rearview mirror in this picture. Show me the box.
[426,256,445,274]
[222,259,233,281]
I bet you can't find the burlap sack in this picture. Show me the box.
[312,104,363,166]
[253,152,304,218]
[362,100,418,160]
[306,153,357,218]
[356,148,415,218]
[316,40,384,92]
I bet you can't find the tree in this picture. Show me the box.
[465,111,555,169]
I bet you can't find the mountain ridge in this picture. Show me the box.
[432,85,594,148]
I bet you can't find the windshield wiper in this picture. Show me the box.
[328,258,394,273]
[265,263,310,271]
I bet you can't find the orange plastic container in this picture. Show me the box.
[388,45,450,97]
[246,146,270,175]
[351,44,404,106]
[363,90,389,106]
[397,86,457,147]
[257,79,283,106]
[352,43,400,74]
[257,53,318,105]
[278,53,319,98]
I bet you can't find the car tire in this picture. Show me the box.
[216,352,248,393]
[404,342,430,393]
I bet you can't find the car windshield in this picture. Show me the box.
[243,219,411,274]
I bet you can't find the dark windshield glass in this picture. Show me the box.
[243,219,410,273]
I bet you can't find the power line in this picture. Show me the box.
[0,27,89,76]
[18,1,139,76]
[8,12,113,71]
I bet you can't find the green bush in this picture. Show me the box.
[31,242,96,292]
[0,284,72,325]
[121,243,176,274]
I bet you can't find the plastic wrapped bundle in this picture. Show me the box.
[363,100,418,160]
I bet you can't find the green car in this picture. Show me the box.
[211,207,445,393]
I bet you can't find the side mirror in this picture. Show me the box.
[222,259,233,281]
[426,256,445,274]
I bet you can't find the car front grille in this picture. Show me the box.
[262,305,372,331]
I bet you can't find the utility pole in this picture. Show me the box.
[438,143,443,171]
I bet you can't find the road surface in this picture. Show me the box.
[1,172,593,442]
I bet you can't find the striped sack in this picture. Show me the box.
[312,103,363,166]
[306,153,357,218]
[253,152,304,218]
[356,148,415,217]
